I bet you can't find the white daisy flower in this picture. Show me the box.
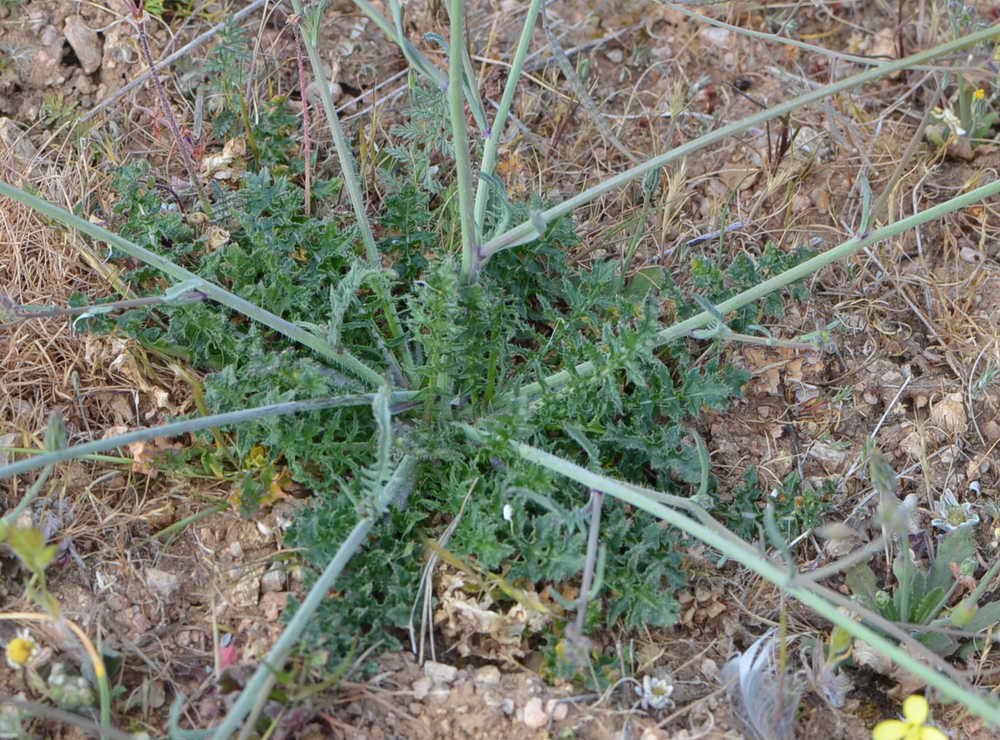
[5,630,37,670]
[931,489,980,532]
[636,673,674,710]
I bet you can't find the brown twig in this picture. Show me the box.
[293,22,313,217]
[124,0,208,210]
[77,0,275,127]
[0,292,205,328]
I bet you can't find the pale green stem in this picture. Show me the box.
[481,433,1000,726]
[722,331,818,351]
[423,27,489,134]
[97,662,112,734]
[1,292,203,327]
[293,0,416,381]
[0,181,384,388]
[201,455,416,740]
[353,0,486,119]
[448,0,478,282]
[478,24,1000,260]
[459,424,973,688]
[0,393,418,481]
[472,0,544,234]
[0,697,133,740]
[292,0,377,263]
[660,1,950,70]
[513,174,1000,401]
[235,672,276,740]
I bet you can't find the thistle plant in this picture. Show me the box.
[3,1,1000,738]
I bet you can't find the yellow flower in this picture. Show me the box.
[872,695,948,740]
[245,445,268,469]
[973,88,987,101]
[5,630,37,669]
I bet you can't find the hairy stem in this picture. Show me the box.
[478,24,1000,260]
[513,174,1000,401]
[0,181,385,387]
[293,0,416,381]
[130,8,208,211]
[447,0,479,282]
[472,0,544,234]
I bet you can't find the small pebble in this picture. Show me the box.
[960,246,983,263]
[411,677,432,701]
[523,697,547,729]
[64,14,103,74]
[546,699,568,721]
[701,658,719,680]
[424,660,458,685]
[146,568,179,599]
[260,568,286,593]
[474,665,501,688]
[699,28,732,49]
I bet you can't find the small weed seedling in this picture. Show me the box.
[846,524,1000,658]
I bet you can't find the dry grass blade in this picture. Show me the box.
[721,630,802,740]
[540,9,639,165]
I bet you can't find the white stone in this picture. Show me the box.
[699,28,732,49]
[0,433,18,466]
[64,15,103,74]
[411,676,432,700]
[146,568,179,599]
[260,568,286,593]
[809,440,850,466]
[227,567,259,607]
[546,699,568,720]
[474,665,501,687]
[523,697,547,729]
[960,246,983,263]
[423,660,458,684]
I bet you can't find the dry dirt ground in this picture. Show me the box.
[2,0,1000,738]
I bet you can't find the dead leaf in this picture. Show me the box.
[127,437,182,475]
[869,28,897,60]
[930,393,967,435]
[259,592,288,621]
[205,226,230,250]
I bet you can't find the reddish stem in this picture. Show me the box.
[293,26,313,217]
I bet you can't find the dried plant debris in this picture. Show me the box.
[721,630,802,740]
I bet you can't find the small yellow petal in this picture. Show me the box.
[873,719,909,740]
[5,637,35,667]
[903,695,929,724]
[918,727,949,740]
